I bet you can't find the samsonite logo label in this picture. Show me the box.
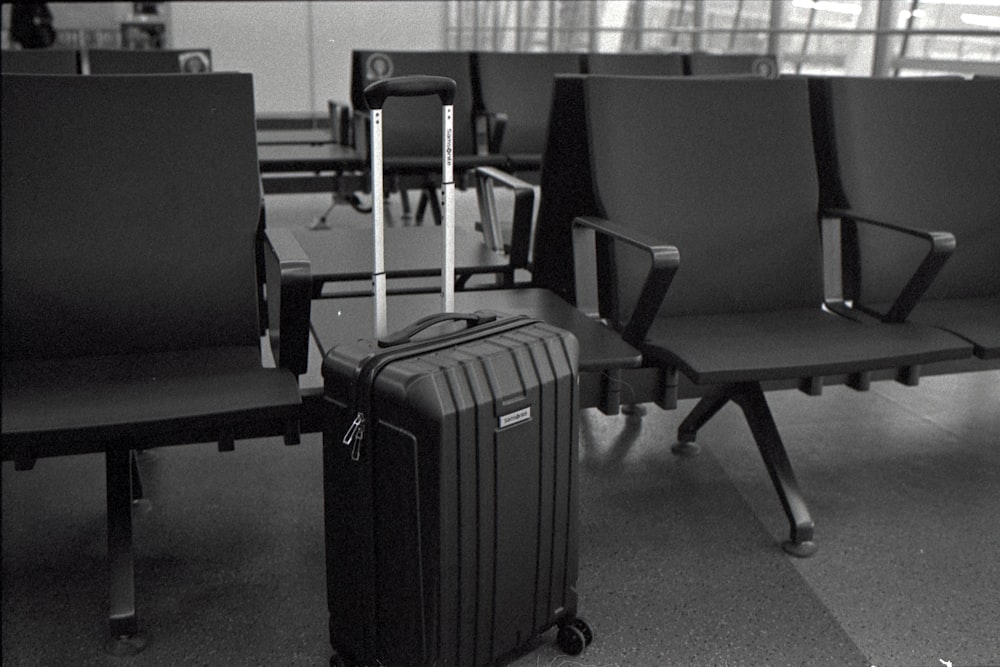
[498,406,531,429]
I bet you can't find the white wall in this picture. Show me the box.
[309,2,444,111]
[170,1,445,114]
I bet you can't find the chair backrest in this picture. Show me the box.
[2,73,263,361]
[810,77,1000,301]
[582,52,685,76]
[530,75,603,303]
[583,75,822,318]
[686,52,778,78]
[350,50,476,157]
[87,48,212,74]
[1,48,80,73]
[473,52,583,155]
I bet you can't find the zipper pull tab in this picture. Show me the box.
[342,412,365,461]
[350,421,365,462]
[342,412,363,445]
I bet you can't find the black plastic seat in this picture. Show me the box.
[1,47,80,73]
[570,75,973,556]
[582,52,686,76]
[685,52,778,77]
[810,76,1000,360]
[86,48,212,73]
[472,51,583,170]
[1,72,311,652]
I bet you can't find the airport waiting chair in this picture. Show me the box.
[582,52,686,76]
[685,52,778,78]
[568,75,973,556]
[472,51,583,171]
[86,47,212,73]
[281,60,535,297]
[256,100,347,146]
[1,72,311,653]
[809,76,1000,360]
[348,50,510,224]
[1,48,80,73]
[470,52,584,259]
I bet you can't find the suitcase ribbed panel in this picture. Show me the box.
[323,320,579,666]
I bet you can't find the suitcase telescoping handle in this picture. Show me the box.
[364,75,457,340]
[362,75,456,110]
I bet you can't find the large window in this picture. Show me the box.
[445,0,1000,77]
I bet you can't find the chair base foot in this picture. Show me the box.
[671,440,701,457]
[105,632,147,656]
[781,539,817,558]
[620,403,647,417]
[133,498,154,515]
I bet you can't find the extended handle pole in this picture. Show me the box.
[442,102,455,314]
[370,105,387,339]
[364,75,458,338]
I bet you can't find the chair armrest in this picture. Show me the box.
[263,228,312,375]
[474,166,535,270]
[327,99,353,145]
[352,109,371,156]
[573,215,680,347]
[826,207,955,323]
[474,111,507,156]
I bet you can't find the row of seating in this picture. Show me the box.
[260,49,779,298]
[310,71,998,557]
[486,72,999,555]
[3,70,996,653]
[0,47,213,74]
[260,49,776,182]
[345,49,776,161]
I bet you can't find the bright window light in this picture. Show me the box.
[920,0,1000,6]
[961,12,1000,27]
[791,0,863,15]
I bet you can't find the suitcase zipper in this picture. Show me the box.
[342,412,365,461]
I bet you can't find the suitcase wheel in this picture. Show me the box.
[557,617,593,656]
[329,652,355,667]
[570,616,594,645]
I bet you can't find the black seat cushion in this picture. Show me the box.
[2,346,301,453]
[644,307,973,385]
[905,297,1000,359]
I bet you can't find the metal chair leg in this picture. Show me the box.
[673,384,734,456]
[731,382,817,557]
[105,447,147,654]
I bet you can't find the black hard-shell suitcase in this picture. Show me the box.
[321,76,592,666]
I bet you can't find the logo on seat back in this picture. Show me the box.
[366,53,394,82]
[178,51,210,73]
[753,57,777,79]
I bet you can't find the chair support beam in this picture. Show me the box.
[731,382,817,558]
[674,382,817,557]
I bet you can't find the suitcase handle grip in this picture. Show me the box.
[378,311,498,348]
[364,75,457,110]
